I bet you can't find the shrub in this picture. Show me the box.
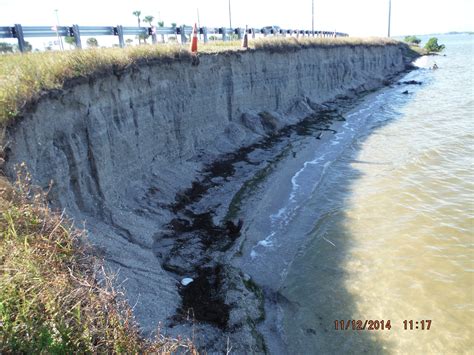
[0,42,14,53]
[424,37,445,52]
[404,35,421,45]
[86,37,99,48]
[0,166,197,353]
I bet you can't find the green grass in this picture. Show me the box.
[409,44,429,56]
[0,37,406,128]
[0,165,197,353]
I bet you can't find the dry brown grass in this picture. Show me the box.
[0,164,197,353]
[253,36,401,52]
[0,45,192,126]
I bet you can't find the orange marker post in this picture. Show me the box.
[190,23,198,54]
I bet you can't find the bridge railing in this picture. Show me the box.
[0,23,349,52]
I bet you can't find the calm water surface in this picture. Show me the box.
[279,35,473,353]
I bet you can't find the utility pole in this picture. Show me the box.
[388,0,391,37]
[312,0,314,37]
[54,9,64,50]
[197,8,201,40]
[228,0,232,30]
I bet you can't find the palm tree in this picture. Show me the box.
[133,10,141,26]
[133,11,142,44]
[169,23,178,43]
[144,15,154,25]
[143,15,154,44]
[158,21,165,43]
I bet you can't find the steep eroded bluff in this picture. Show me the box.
[4,43,412,349]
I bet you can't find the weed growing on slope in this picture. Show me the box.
[0,164,197,353]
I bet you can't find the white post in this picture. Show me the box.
[388,0,392,37]
[228,0,232,30]
[54,9,64,50]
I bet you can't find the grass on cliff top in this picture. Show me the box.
[0,165,197,354]
[253,36,400,51]
[0,36,402,127]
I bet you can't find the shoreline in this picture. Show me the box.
[163,67,416,351]
[228,71,421,352]
[2,42,418,352]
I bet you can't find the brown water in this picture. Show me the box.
[277,35,473,353]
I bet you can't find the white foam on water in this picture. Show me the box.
[257,232,276,247]
[271,207,288,222]
[250,88,392,259]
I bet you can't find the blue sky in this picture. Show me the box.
[0,0,472,37]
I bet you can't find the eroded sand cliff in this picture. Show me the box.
[4,43,414,351]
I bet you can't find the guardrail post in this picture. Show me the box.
[221,27,227,41]
[203,27,208,43]
[13,24,25,52]
[180,25,186,44]
[72,25,82,49]
[151,27,158,44]
[116,25,125,48]
[237,28,242,40]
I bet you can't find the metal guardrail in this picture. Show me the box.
[0,23,349,52]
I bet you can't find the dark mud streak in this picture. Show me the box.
[180,265,230,329]
[163,102,352,330]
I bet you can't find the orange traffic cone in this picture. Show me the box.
[242,25,248,49]
[190,23,198,54]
